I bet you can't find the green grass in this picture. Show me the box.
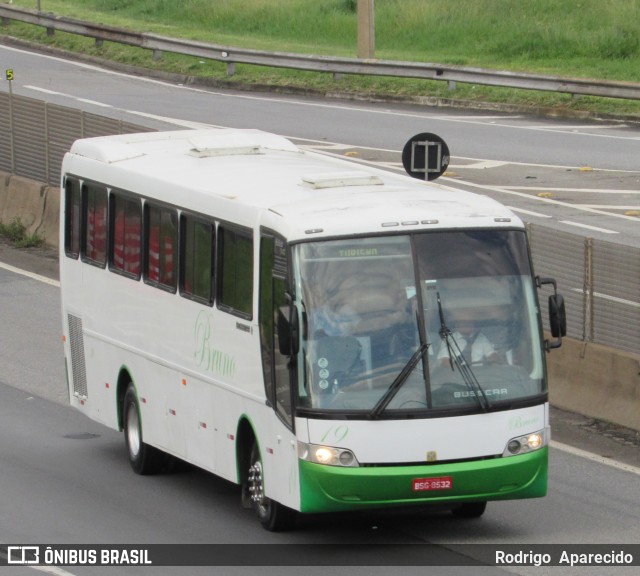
[4,0,640,117]
[0,217,45,248]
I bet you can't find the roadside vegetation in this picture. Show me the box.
[3,0,640,118]
[0,217,45,248]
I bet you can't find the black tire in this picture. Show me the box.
[123,384,164,475]
[242,442,297,531]
[452,501,487,519]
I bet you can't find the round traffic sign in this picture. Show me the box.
[401,133,450,181]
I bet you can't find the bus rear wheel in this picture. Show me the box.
[452,501,487,519]
[243,443,296,531]
[123,384,164,475]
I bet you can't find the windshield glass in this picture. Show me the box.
[292,231,545,415]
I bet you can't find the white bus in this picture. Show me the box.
[60,128,565,531]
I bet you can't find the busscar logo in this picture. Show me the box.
[7,546,39,564]
[453,388,508,398]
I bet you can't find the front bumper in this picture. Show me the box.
[299,447,548,513]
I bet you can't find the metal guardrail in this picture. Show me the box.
[3,5,640,101]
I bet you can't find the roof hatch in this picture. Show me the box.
[301,171,384,190]
[187,130,298,158]
[188,145,263,158]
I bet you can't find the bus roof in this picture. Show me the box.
[64,128,523,241]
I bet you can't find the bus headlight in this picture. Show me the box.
[298,442,359,467]
[502,428,548,457]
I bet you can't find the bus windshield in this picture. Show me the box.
[292,230,545,415]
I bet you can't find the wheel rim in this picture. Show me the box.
[126,402,141,459]
[247,458,270,518]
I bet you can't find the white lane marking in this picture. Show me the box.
[24,86,218,130]
[450,179,640,223]
[559,220,619,234]
[0,261,60,287]
[508,187,640,194]
[301,142,358,151]
[450,160,509,169]
[453,156,640,173]
[76,97,114,108]
[32,567,77,576]
[570,288,640,308]
[506,207,553,218]
[29,86,115,108]
[544,124,632,131]
[374,161,404,170]
[551,441,640,478]
[577,205,640,210]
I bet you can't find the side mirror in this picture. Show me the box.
[547,293,567,350]
[277,303,299,356]
[536,276,566,351]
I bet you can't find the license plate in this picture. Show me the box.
[412,476,453,492]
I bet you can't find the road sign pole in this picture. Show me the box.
[357,0,375,59]
[6,69,15,173]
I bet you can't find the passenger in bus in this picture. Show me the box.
[307,272,407,341]
[305,273,417,398]
[309,300,361,338]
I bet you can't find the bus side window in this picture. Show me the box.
[180,214,214,305]
[144,203,178,292]
[82,182,108,268]
[110,192,142,280]
[64,177,81,259]
[217,225,253,318]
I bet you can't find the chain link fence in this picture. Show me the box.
[1,92,638,356]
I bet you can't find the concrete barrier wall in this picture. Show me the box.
[548,337,640,432]
[1,171,638,432]
[0,171,60,248]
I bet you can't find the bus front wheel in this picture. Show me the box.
[243,443,296,531]
[452,501,487,518]
[123,384,164,475]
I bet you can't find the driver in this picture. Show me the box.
[437,307,498,366]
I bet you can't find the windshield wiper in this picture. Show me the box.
[437,292,490,412]
[369,342,429,420]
